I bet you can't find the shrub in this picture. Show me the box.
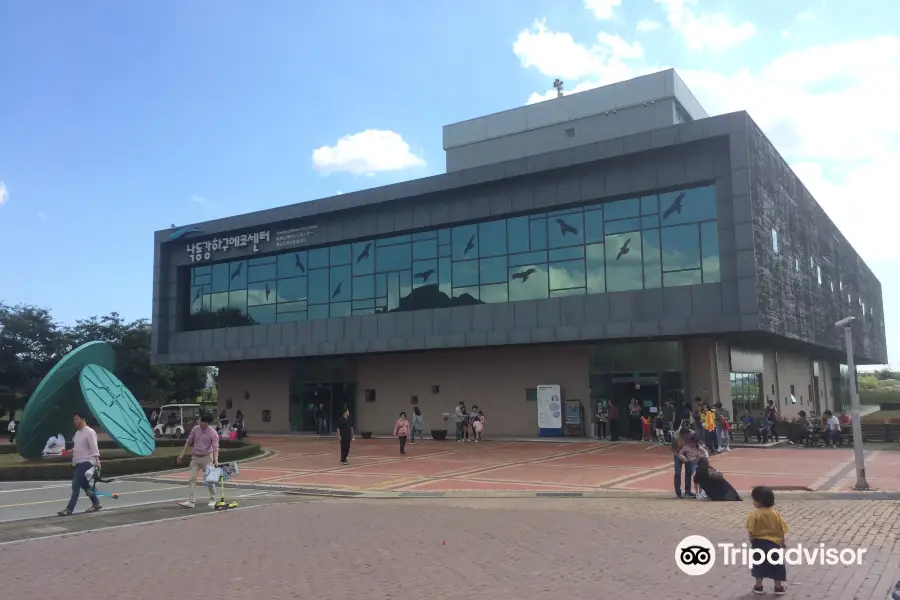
[0,440,262,481]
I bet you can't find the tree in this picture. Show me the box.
[0,303,71,416]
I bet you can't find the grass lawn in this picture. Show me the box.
[0,445,183,465]
[861,409,900,423]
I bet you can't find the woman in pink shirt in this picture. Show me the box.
[393,412,411,456]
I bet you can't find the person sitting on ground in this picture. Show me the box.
[693,457,741,501]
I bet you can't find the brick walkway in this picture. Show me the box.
[155,437,900,494]
[2,497,897,599]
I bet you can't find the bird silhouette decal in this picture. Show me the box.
[294,254,306,273]
[464,234,476,256]
[230,262,243,281]
[512,268,536,283]
[356,243,371,263]
[556,218,579,236]
[414,269,435,282]
[332,282,342,299]
[616,238,631,261]
[662,192,685,220]
[265,283,271,301]
[193,288,202,303]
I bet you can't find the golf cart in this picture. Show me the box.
[153,404,202,439]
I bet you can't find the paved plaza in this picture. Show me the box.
[154,436,900,494]
[2,496,898,599]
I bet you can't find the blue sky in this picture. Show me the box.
[0,0,897,364]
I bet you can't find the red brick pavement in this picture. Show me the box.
[2,498,897,599]
[154,436,900,494]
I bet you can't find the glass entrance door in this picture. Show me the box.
[302,384,332,433]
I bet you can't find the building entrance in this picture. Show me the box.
[289,358,357,434]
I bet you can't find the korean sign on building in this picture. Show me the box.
[275,225,318,249]
[186,230,271,263]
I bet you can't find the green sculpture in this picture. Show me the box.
[79,364,155,457]
[15,341,155,460]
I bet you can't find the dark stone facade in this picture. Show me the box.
[747,117,887,364]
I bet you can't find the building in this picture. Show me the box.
[150,70,888,438]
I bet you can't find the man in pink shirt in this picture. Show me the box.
[176,412,220,508]
[57,411,102,516]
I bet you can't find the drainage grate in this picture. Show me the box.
[535,492,583,498]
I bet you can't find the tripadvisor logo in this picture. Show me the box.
[675,535,867,576]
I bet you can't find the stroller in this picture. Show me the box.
[204,462,240,510]
[85,466,120,500]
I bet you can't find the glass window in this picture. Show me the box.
[277,276,307,302]
[277,252,306,278]
[658,186,716,225]
[375,273,387,298]
[642,229,661,289]
[550,288,585,298]
[641,215,659,229]
[191,272,211,287]
[248,256,275,266]
[277,311,307,323]
[453,286,479,301]
[548,212,584,248]
[308,247,329,269]
[228,260,247,290]
[549,259,585,291]
[309,305,329,320]
[438,257,451,296]
[479,256,507,285]
[529,217,548,250]
[641,195,658,215]
[248,262,277,283]
[509,251,548,268]
[376,242,411,273]
[353,275,375,300]
[211,263,230,293]
[584,209,603,244]
[771,228,779,253]
[438,229,450,246]
[663,270,702,287]
[452,224,478,260]
[247,305,276,324]
[192,265,211,278]
[661,224,701,272]
[190,286,204,314]
[412,231,436,241]
[412,259,438,288]
[352,242,374,275]
[399,270,412,302]
[452,260,478,287]
[387,272,400,310]
[247,280,276,306]
[479,219,507,257]
[330,265,351,302]
[412,239,437,261]
[549,246,583,262]
[507,216,529,254]
[480,283,508,304]
[308,269,330,304]
[509,264,549,301]
[210,292,228,312]
[277,301,307,314]
[605,218,641,235]
[700,222,720,283]
[586,243,605,294]
[604,198,639,221]
[229,290,247,315]
[605,232,643,292]
[330,302,351,318]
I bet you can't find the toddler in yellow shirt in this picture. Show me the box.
[747,486,789,596]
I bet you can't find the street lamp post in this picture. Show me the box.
[835,317,869,491]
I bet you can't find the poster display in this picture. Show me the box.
[536,385,562,429]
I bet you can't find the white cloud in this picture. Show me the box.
[637,19,662,33]
[190,194,208,204]
[654,0,755,51]
[311,130,425,176]
[584,0,621,20]
[781,30,790,39]
[0,181,7,207]
[514,19,644,89]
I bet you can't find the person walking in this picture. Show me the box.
[453,402,466,442]
[628,398,642,440]
[715,401,731,452]
[662,400,675,443]
[176,413,220,509]
[315,403,328,435]
[607,401,620,441]
[411,407,426,443]
[394,411,411,455]
[7,418,15,444]
[57,412,102,516]
[595,403,608,440]
[764,400,780,442]
[671,424,693,499]
[337,408,355,465]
